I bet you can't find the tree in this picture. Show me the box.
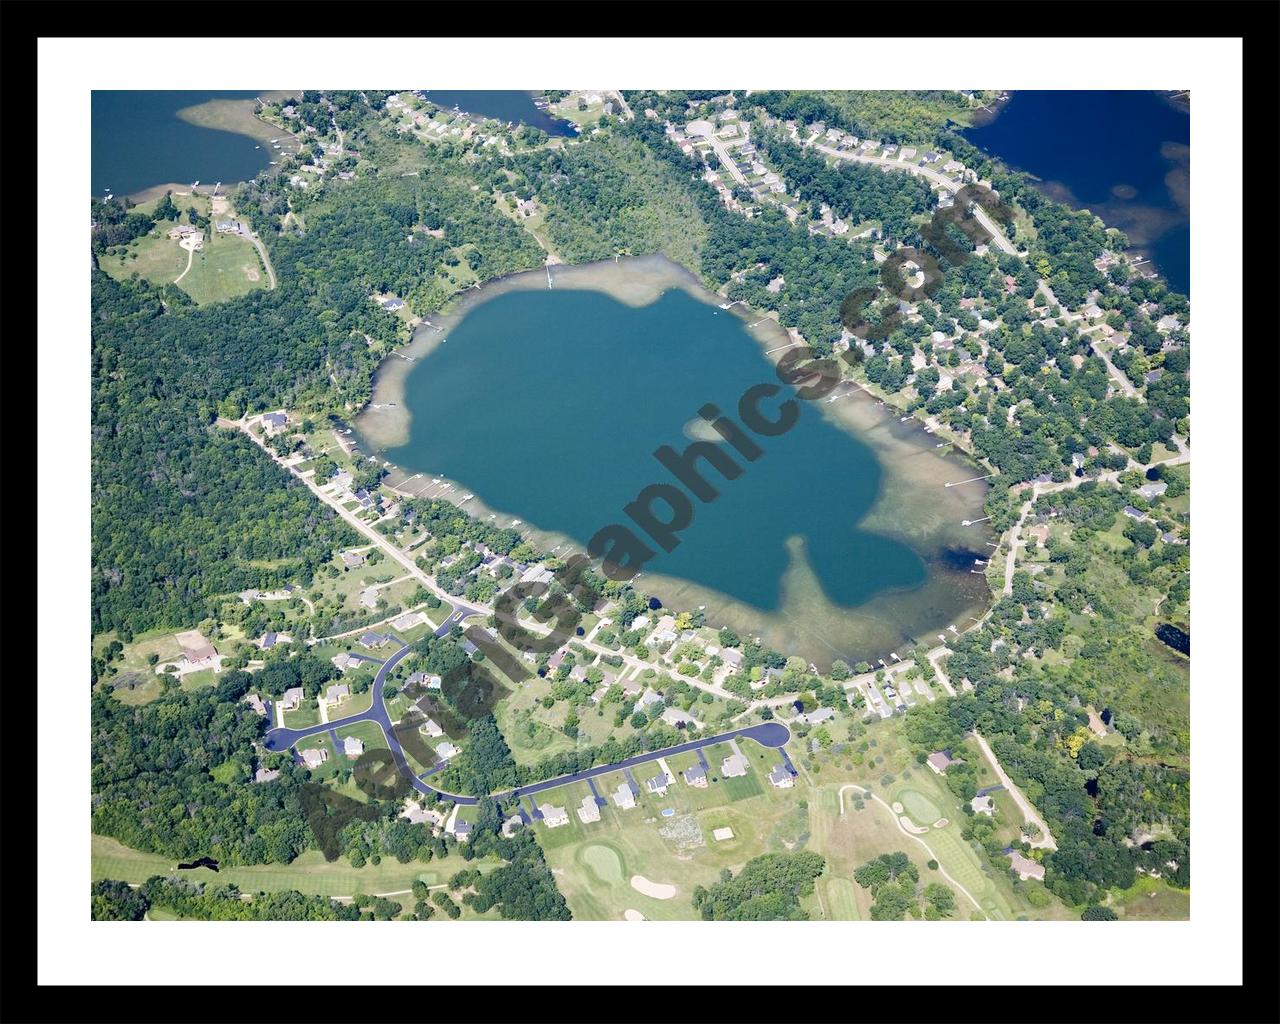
[1081,904,1118,921]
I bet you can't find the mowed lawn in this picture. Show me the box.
[92,834,447,897]
[177,230,268,305]
[534,740,809,921]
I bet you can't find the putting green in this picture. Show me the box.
[581,843,624,885]
[898,789,942,826]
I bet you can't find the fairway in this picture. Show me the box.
[92,834,445,897]
[820,876,861,920]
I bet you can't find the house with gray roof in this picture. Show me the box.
[254,766,280,783]
[768,763,794,788]
[325,683,350,705]
[300,747,328,769]
[721,752,749,778]
[279,687,304,712]
[343,735,364,758]
[613,782,637,809]
[682,764,708,788]
[645,772,670,795]
[358,631,388,649]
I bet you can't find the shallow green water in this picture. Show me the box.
[388,286,932,612]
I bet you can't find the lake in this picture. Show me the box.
[363,257,994,667]
[964,90,1189,295]
[92,91,271,198]
[420,90,578,137]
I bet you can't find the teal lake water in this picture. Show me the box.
[388,287,930,612]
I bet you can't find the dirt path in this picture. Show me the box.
[968,731,1056,850]
[174,245,195,284]
[837,783,987,919]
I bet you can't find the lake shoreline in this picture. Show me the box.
[356,255,995,667]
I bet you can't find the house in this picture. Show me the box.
[926,750,956,775]
[325,683,350,705]
[435,741,459,760]
[401,800,444,828]
[243,693,268,717]
[300,747,328,769]
[359,588,379,610]
[418,717,444,738]
[607,780,636,809]
[259,631,279,651]
[1144,368,1165,385]
[720,649,744,670]
[645,773,670,795]
[1122,505,1149,521]
[175,630,218,668]
[358,632,388,649]
[262,411,288,434]
[1137,481,1168,501]
[520,563,555,586]
[340,550,367,569]
[391,610,426,632]
[353,489,376,510]
[331,652,361,673]
[1006,849,1045,881]
[970,794,994,816]
[541,803,570,828]
[636,689,664,711]
[577,794,601,823]
[453,819,472,841]
[797,707,836,726]
[380,296,406,312]
[214,219,242,234]
[661,706,696,728]
[682,764,708,788]
[1071,452,1086,472]
[721,752,749,778]
[768,763,795,788]
[279,687,304,712]
[343,735,365,758]
[254,766,280,783]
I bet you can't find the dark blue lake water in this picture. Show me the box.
[92,91,271,198]
[965,90,1189,295]
[420,91,578,137]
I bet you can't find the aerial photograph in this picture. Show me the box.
[87,84,1192,928]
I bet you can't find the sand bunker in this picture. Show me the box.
[899,816,929,835]
[891,801,905,814]
[630,875,677,899]
[623,909,646,921]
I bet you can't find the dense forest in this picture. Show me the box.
[691,851,826,920]
[752,123,936,238]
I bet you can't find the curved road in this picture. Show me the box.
[265,612,791,806]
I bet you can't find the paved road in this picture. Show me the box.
[806,139,1019,256]
[265,615,791,806]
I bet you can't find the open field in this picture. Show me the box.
[177,230,268,305]
[92,835,448,897]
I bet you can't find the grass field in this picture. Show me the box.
[535,738,810,920]
[177,230,268,305]
[92,835,447,897]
